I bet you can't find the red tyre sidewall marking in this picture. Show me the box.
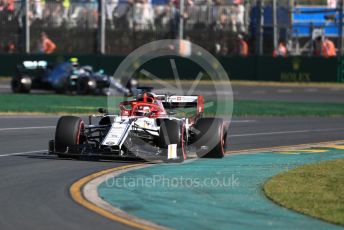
[220,123,225,156]
[181,123,187,160]
[76,121,84,145]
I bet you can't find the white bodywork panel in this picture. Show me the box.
[102,115,184,148]
[158,95,198,103]
[102,119,132,146]
[102,117,165,147]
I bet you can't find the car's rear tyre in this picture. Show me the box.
[159,119,186,163]
[55,116,84,158]
[193,118,227,158]
[11,75,32,93]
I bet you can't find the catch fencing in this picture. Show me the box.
[0,0,250,54]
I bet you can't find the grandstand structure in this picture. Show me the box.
[291,1,344,55]
[0,0,343,55]
[249,0,344,55]
[0,0,251,54]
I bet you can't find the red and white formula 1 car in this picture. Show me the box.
[49,92,228,163]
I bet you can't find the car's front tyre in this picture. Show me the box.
[76,77,97,95]
[55,116,84,158]
[11,75,32,93]
[158,119,187,163]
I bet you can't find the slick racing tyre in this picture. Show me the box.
[193,118,227,158]
[76,77,97,95]
[55,116,84,158]
[11,75,32,93]
[159,119,187,163]
[55,77,74,95]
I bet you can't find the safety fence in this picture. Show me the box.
[0,0,251,54]
[1,0,342,56]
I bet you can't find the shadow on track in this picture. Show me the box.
[18,152,156,165]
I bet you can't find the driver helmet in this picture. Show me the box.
[70,57,79,67]
[134,106,151,116]
[136,92,156,103]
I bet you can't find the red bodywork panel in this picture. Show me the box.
[119,93,204,119]
[120,93,166,118]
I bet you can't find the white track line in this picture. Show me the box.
[0,150,46,157]
[0,116,60,119]
[0,126,55,131]
[231,120,256,123]
[231,128,344,138]
[277,89,293,93]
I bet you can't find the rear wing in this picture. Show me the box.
[157,95,204,115]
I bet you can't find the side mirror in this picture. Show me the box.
[98,108,108,114]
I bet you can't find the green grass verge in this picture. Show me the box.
[0,94,111,114]
[1,93,344,116]
[233,100,344,116]
[264,159,344,226]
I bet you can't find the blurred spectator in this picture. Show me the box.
[232,34,248,56]
[5,42,16,53]
[134,0,154,30]
[232,0,244,33]
[62,0,71,21]
[89,0,99,28]
[154,4,168,30]
[166,0,180,38]
[273,39,287,57]
[0,0,15,21]
[51,3,63,27]
[113,0,133,30]
[7,0,14,18]
[213,12,228,31]
[33,0,45,20]
[106,0,118,28]
[7,0,14,11]
[37,32,56,54]
[0,0,7,12]
[322,37,336,57]
[213,12,229,55]
[165,0,189,38]
[315,36,336,57]
[71,0,86,23]
[1,0,253,54]
[327,0,337,8]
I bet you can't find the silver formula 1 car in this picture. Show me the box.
[49,92,228,163]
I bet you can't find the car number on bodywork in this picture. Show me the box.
[102,123,130,146]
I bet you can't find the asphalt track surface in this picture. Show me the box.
[1,115,344,229]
